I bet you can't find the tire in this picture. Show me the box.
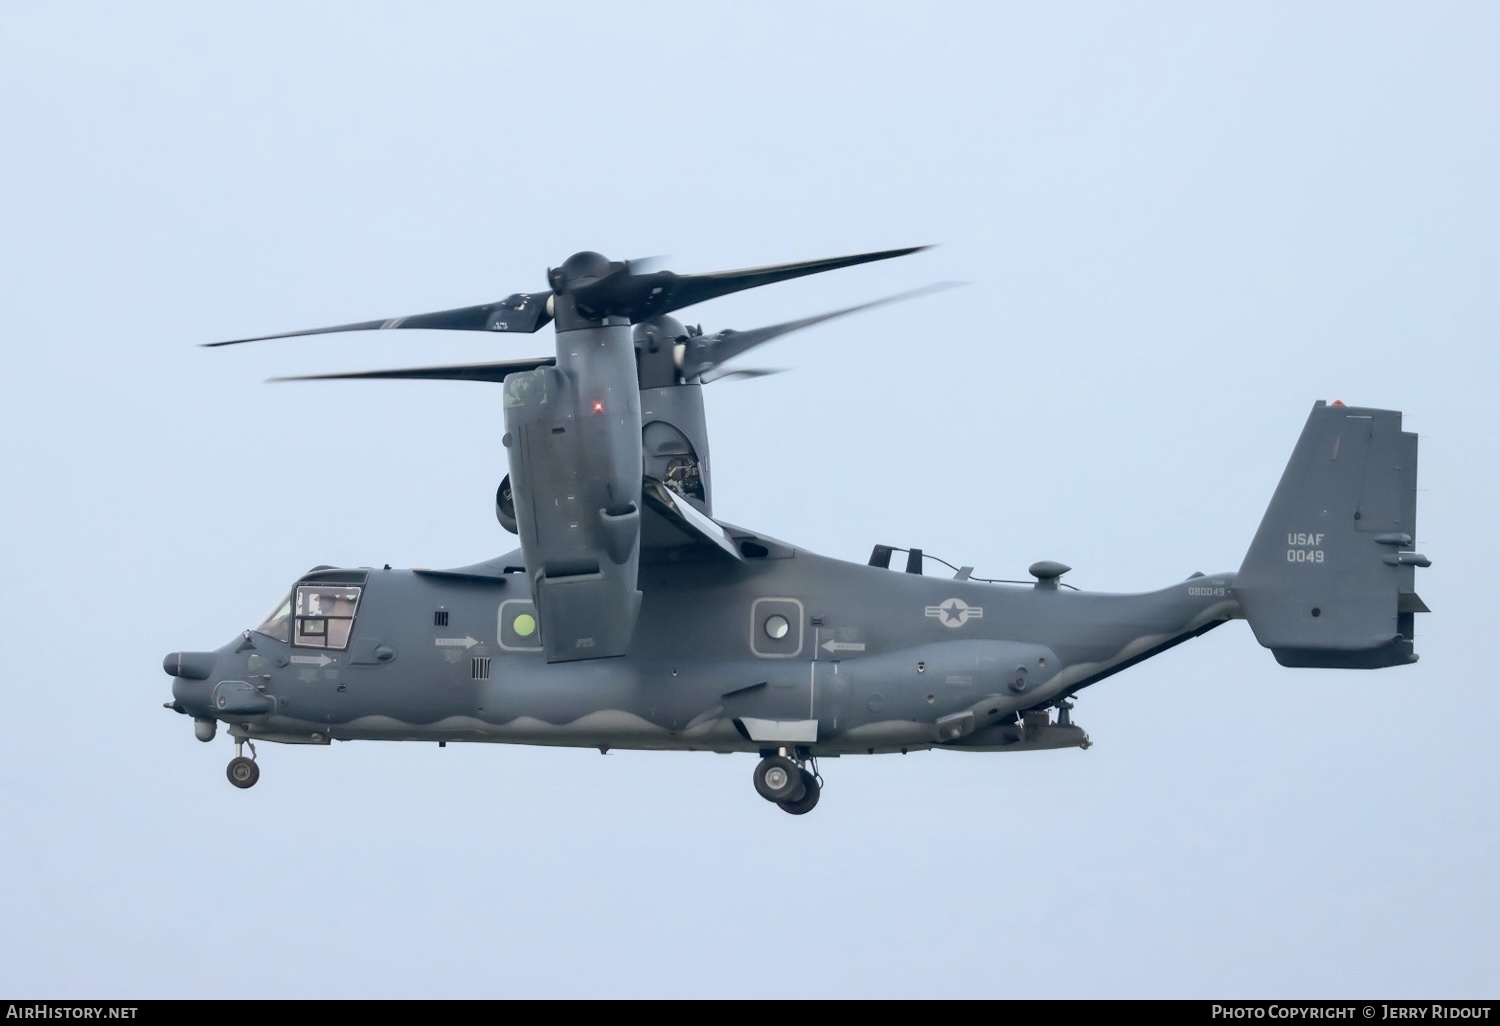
[752,755,803,803]
[226,756,260,789]
[778,770,821,815]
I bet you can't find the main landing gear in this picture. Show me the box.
[752,749,821,816]
[226,739,259,789]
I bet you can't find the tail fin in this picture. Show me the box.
[1235,401,1430,669]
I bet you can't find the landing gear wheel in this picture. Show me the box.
[753,755,805,803]
[777,769,821,815]
[226,756,259,789]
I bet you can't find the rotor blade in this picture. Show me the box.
[204,292,553,347]
[573,245,930,322]
[625,254,669,275]
[268,356,555,385]
[700,368,786,384]
[681,280,963,380]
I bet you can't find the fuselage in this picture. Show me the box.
[168,538,1240,757]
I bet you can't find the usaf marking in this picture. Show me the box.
[925,598,983,628]
[1287,530,1325,564]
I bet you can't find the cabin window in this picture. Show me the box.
[293,585,362,649]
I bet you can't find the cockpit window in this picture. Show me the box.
[293,585,362,649]
[255,593,293,643]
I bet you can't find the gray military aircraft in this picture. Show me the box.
[163,247,1431,814]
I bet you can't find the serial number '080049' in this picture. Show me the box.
[1287,531,1325,563]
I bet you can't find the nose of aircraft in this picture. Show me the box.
[163,651,216,680]
[165,650,220,720]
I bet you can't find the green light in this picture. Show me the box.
[513,613,536,637]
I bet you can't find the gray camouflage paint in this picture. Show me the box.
[168,399,1429,762]
[170,250,1430,805]
[168,544,1238,755]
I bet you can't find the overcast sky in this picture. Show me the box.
[1,1,1495,998]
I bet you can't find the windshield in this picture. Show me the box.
[255,592,293,643]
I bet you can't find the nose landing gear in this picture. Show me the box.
[226,739,259,789]
[752,750,822,815]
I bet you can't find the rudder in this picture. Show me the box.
[1235,401,1430,669]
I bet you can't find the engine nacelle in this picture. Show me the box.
[495,476,517,534]
[502,341,642,663]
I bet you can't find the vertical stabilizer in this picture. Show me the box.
[1235,402,1430,668]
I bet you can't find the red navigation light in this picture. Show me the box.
[591,400,605,414]
[1331,399,1346,407]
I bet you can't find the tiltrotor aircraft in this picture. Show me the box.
[162,246,1432,814]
